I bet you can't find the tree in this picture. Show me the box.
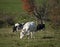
[21,0,60,29]
[22,0,36,13]
[47,0,60,29]
[21,0,47,24]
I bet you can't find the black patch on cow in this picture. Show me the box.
[13,26,17,32]
[18,24,23,29]
[37,24,45,31]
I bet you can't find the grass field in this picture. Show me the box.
[0,0,60,47]
[0,25,60,47]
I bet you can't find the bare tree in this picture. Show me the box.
[21,0,47,24]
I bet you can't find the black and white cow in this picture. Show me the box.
[12,23,24,32]
[20,22,45,39]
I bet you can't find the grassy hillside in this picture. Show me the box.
[0,26,60,47]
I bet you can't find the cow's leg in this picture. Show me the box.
[30,32,33,38]
[26,31,30,39]
[16,26,19,32]
[31,32,35,39]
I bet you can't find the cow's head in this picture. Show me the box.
[20,29,25,39]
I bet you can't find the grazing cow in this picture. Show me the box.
[12,23,24,32]
[20,22,36,39]
[20,21,45,39]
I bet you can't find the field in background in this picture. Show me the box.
[0,0,37,23]
[0,0,46,23]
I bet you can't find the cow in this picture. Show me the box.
[20,22,36,39]
[12,23,24,32]
[20,21,45,39]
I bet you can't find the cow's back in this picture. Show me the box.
[23,22,36,31]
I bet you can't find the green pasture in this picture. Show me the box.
[0,27,60,47]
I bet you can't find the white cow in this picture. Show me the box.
[20,22,36,39]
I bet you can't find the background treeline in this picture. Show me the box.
[0,0,60,29]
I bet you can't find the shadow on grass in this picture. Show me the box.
[42,36,54,39]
